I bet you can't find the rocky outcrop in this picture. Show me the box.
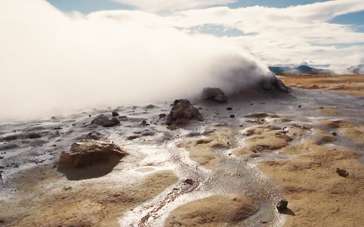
[166,99,203,127]
[261,76,289,93]
[201,87,228,103]
[91,114,120,127]
[58,140,127,180]
[59,140,126,168]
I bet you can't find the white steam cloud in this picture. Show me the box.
[0,0,272,121]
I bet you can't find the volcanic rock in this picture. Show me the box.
[58,140,126,180]
[276,199,288,213]
[78,131,105,141]
[262,76,289,93]
[159,113,167,119]
[59,140,126,168]
[0,132,43,142]
[336,168,349,177]
[91,114,120,127]
[201,87,228,103]
[166,99,203,126]
[0,143,18,151]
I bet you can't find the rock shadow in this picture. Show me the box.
[57,154,122,180]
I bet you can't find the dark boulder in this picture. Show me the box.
[166,99,203,127]
[91,114,120,127]
[201,87,228,103]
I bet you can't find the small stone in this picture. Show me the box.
[183,178,194,185]
[79,131,104,141]
[91,114,120,127]
[230,114,235,118]
[63,186,72,191]
[112,111,119,117]
[26,133,42,139]
[298,105,302,108]
[226,107,233,111]
[336,168,349,177]
[159,113,167,119]
[332,132,337,136]
[127,135,140,140]
[145,104,156,109]
[276,199,288,213]
[141,120,149,126]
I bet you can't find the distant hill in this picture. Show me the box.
[348,64,364,74]
[269,64,332,75]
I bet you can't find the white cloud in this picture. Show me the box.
[163,0,364,71]
[112,0,236,12]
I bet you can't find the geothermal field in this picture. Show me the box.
[1,0,364,227]
[1,74,364,227]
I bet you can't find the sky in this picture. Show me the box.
[47,0,364,69]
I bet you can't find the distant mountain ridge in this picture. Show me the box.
[269,64,332,75]
[347,64,364,74]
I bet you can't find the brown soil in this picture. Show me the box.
[318,119,364,146]
[280,75,364,96]
[0,168,177,227]
[260,143,364,227]
[251,116,364,227]
[338,127,364,146]
[165,195,258,227]
[230,112,364,227]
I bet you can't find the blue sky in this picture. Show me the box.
[228,0,329,8]
[48,0,332,12]
[331,10,364,32]
[47,0,133,13]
